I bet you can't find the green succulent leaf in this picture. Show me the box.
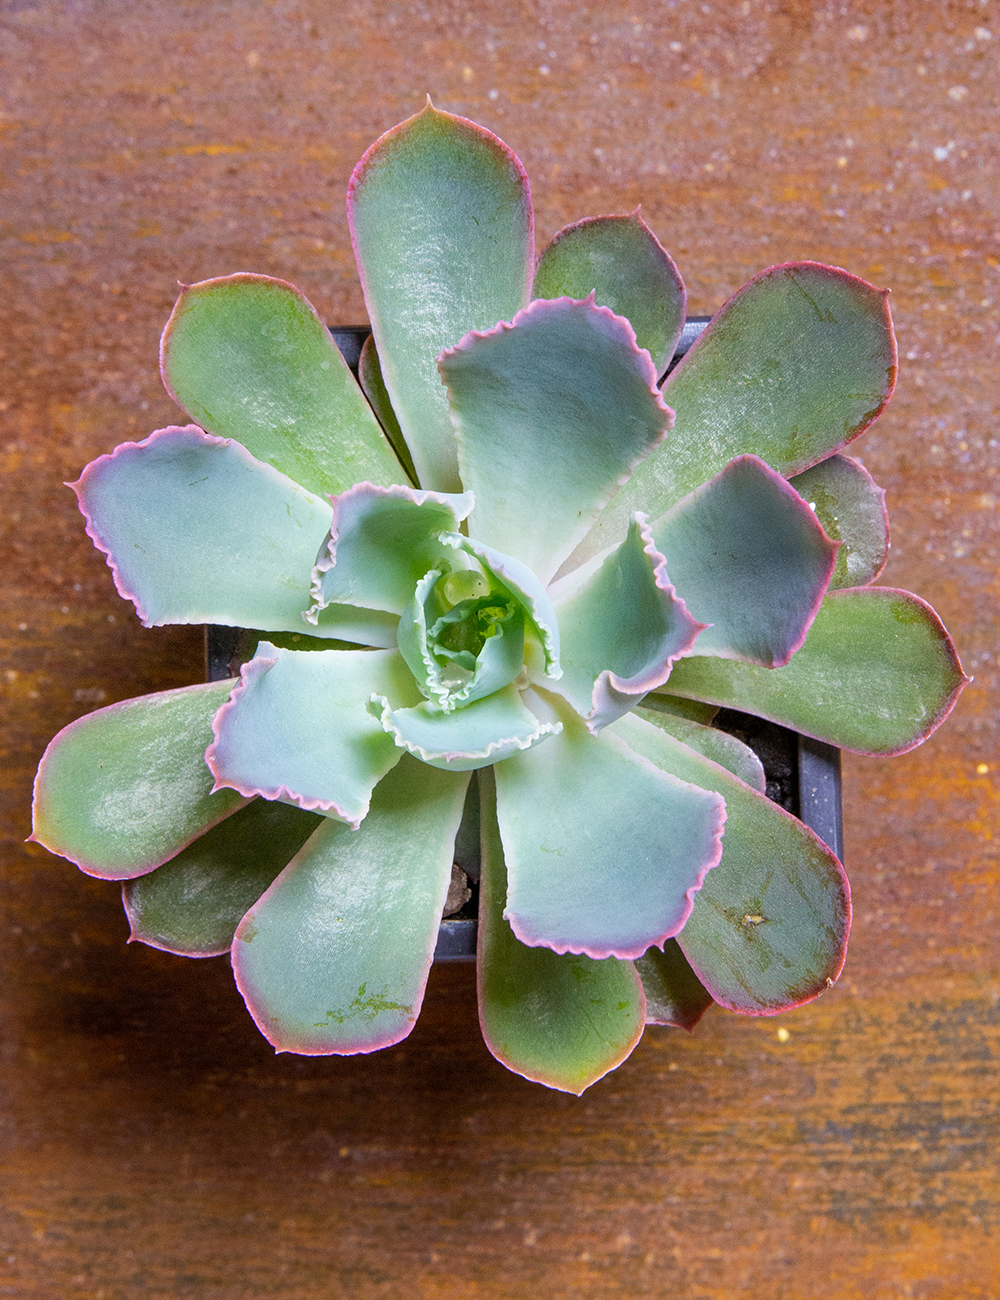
[532,212,686,376]
[651,454,839,667]
[646,693,720,725]
[573,261,896,564]
[551,514,703,731]
[71,425,393,645]
[357,334,418,485]
[440,296,673,584]
[348,103,533,491]
[477,770,646,1094]
[789,453,889,590]
[207,644,423,826]
[123,798,323,956]
[395,566,527,710]
[442,534,561,679]
[369,685,558,772]
[31,681,246,880]
[494,695,726,960]
[635,941,714,1031]
[307,481,473,619]
[613,712,850,1014]
[160,274,404,497]
[635,701,766,793]
[664,587,969,756]
[232,757,469,1055]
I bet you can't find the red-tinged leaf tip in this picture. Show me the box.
[159,271,327,402]
[687,817,852,1019]
[347,100,532,226]
[679,261,897,463]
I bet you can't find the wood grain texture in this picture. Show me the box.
[1,2,997,1295]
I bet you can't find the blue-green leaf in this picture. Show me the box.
[233,757,469,1054]
[494,696,726,960]
[664,587,970,756]
[551,514,702,730]
[571,262,896,565]
[123,798,323,956]
[307,481,473,619]
[613,711,850,1014]
[207,644,422,826]
[440,296,672,583]
[160,273,404,496]
[72,426,391,644]
[650,454,838,667]
[369,685,558,772]
[532,212,686,376]
[789,453,889,590]
[477,769,646,1094]
[348,103,533,491]
[32,680,246,879]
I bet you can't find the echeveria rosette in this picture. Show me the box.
[31,103,969,1096]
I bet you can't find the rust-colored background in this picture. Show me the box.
[1,2,997,1296]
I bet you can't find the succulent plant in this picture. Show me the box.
[32,105,967,1094]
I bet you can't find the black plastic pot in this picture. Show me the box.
[205,319,843,962]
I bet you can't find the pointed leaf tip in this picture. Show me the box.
[348,105,534,492]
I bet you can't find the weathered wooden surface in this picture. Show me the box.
[1,3,997,1296]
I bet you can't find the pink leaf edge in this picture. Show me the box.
[204,652,370,830]
[306,479,474,624]
[439,290,675,424]
[159,271,336,410]
[230,861,433,1057]
[29,686,247,880]
[585,510,707,735]
[538,208,688,375]
[69,425,232,627]
[504,732,729,962]
[347,98,535,348]
[476,968,648,1098]
[685,453,841,670]
[814,453,891,587]
[666,261,899,476]
[680,790,853,1018]
[832,587,969,758]
[439,296,676,566]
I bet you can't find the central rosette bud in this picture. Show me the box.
[397,559,528,712]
